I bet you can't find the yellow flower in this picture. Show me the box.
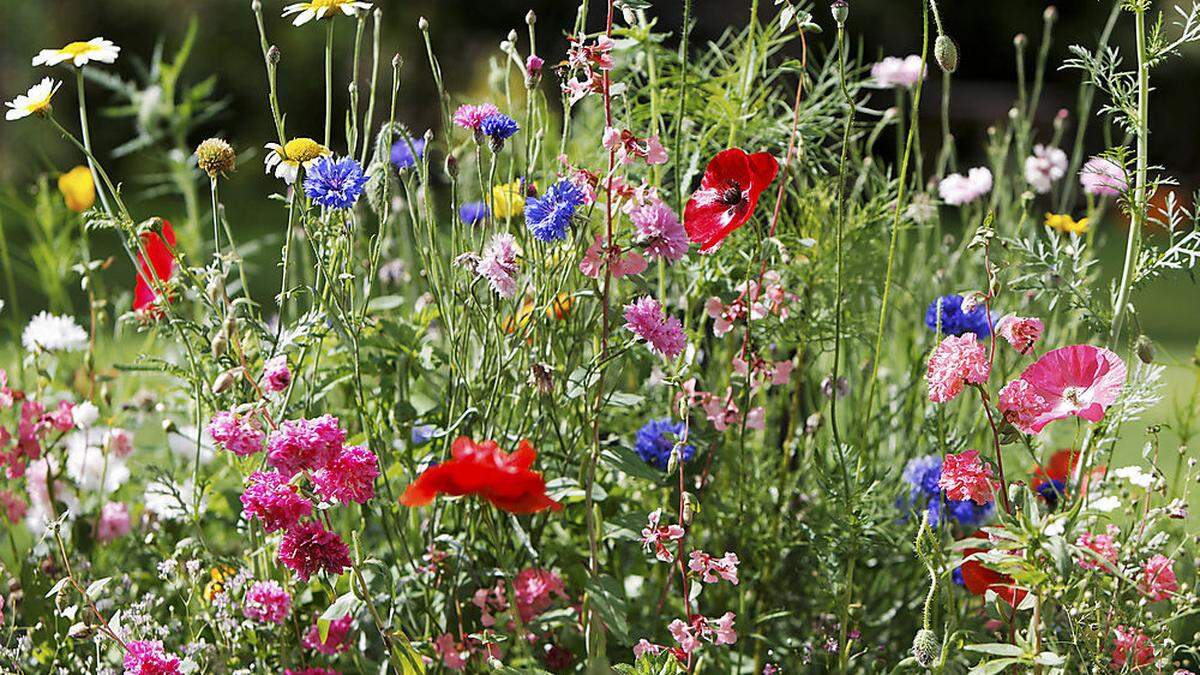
[283,0,373,26]
[58,166,96,212]
[490,181,526,220]
[203,579,225,603]
[264,138,330,185]
[1044,213,1089,235]
[546,292,573,321]
[503,299,536,334]
[5,77,61,121]
[33,38,120,68]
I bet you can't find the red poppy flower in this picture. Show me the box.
[400,436,562,514]
[958,530,1028,608]
[133,219,178,313]
[683,148,779,252]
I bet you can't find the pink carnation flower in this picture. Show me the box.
[262,356,292,394]
[241,470,312,532]
[279,520,352,581]
[267,415,347,476]
[938,167,993,206]
[303,613,353,654]
[1080,156,1127,197]
[870,55,925,88]
[207,410,265,457]
[937,449,995,505]
[1002,345,1126,434]
[1111,625,1155,670]
[312,444,379,505]
[123,640,181,675]
[476,233,521,298]
[1138,554,1178,602]
[997,315,1044,354]
[453,103,500,131]
[631,199,688,262]
[926,333,990,403]
[96,501,132,542]
[514,568,568,622]
[244,579,292,624]
[624,296,687,359]
[997,378,1050,434]
[1075,526,1119,572]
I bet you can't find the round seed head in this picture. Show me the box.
[196,138,237,178]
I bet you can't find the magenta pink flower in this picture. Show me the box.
[937,450,995,505]
[1111,625,1155,670]
[926,333,991,403]
[244,579,292,624]
[997,315,1044,354]
[123,640,181,675]
[688,550,740,585]
[514,568,568,622]
[997,379,1050,434]
[631,200,688,262]
[640,509,685,563]
[267,415,347,476]
[668,612,738,655]
[624,296,686,359]
[279,520,351,581]
[580,237,647,279]
[1001,345,1126,433]
[262,356,292,394]
[207,410,265,457]
[1075,526,1119,572]
[453,103,500,131]
[312,444,379,505]
[525,55,545,79]
[241,470,312,533]
[303,613,353,654]
[1138,554,1178,601]
[96,501,132,542]
[434,633,470,670]
[1080,156,1127,197]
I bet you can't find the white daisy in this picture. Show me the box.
[264,137,330,185]
[282,0,373,26]
[32,38,120,68]
[5,77,62,122]
[21,311,88,352]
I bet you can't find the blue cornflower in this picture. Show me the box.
[924,294,991,337]
[952,566,964,586]
[460,201,489,225]
[1036,479,1068,510]
[944,498,993,527]
[634,418,695,471]
[390,137,426,170]
[304,156,368,210]
[480,113,520,143]
[411,424,437,446]
[526,180,586,242]
[901,455,943,504]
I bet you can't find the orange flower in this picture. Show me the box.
[400,436,562,514]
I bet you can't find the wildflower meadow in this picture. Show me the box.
[3,0,1200,672]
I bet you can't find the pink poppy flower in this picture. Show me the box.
[1000,345,1126,434]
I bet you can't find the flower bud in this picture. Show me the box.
[526,10,537,25]
[912,629,940,667]
[934,35,958,73]
[507,29,518,43]
[212,369,237,395]
[196,138,237,179]
[392,53,402,69]
[1013,33,1027,49]
[418,16,429,31]
[161,418,178,434]
[206,275,225,303]
[1136,335,1155,364]
[445,154,459,179]
[830,0,849,25]
[1043,5,1058,23]
[251,0,262,12]
[268,45,281,64]
[211,332,228,359]
[69,622,95,639]
[681,492,697,525]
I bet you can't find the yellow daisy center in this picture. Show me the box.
[310,0,352,8]
[60,41,101,57]
[282,138,329,163]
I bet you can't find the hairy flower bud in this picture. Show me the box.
[445,154,459,179]
[211,331,228,359]
[195,138,237,179]
[418,16,429,31]
[212,370,237,395]
[251,0,262,12]
[1043,5,1058,23]
[912,629,939,667]
[830,0,849,25]
[934,35,959,73]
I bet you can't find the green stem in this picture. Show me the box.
[75,69,113,216]
[325,19,335,148]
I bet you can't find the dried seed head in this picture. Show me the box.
[445,154,459,179]
[934,35,959,73]
[912,629,940,667]
[830,0,849,25]
[211,332,228,359]
[196,138,237,179]
[212,369,238,395]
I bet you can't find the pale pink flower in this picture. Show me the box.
[938,167,993,206]
[1023,144,1068,194]
[472,579,509,627]
[453,103,500,131]
[104,428,135,458]
[632,639,666,659]
[688,550,740,585]
[96,501,131,542]
[624,296,686,359]
[1138,554,1178,601]
[669,613,738,654]
[997,316,1044,354]
[1075,526,1119,572]
[926,333,990,403]
[0,489,27,524]
[243,580,292,624]
[668,619,702,655]
[580,237,647,279]
[640,509,685,562]
[476,233,521,298]
[1004,345,1126,433]
[1080,156,1127,197]
[938,450,995,505]
[871,55,925,88]
[1111,625,1155,670]
[0,369,11,409]
[711,612,738,646]
[435,633,470,670]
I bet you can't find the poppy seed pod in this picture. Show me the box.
[830,0,849,25]
[934,35,959,73]
[912,629,939,667]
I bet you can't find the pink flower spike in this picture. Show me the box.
[997,315,1044,354]
[926,333,990,403]
[1014,344,1126,433]
[1138,554,1178,601]
[640,509,685,562]
[938,449,995,505]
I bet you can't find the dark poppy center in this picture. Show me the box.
[720,182,745,206]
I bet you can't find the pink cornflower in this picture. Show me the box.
[997,316,1044,354]
[1111,625,1155,670]
[624,296,687,359]
[1001,345,1126,433]
[303,613,353,654]
[207,410,265,457]
[1075,526,1119,572]
[240,470,313,533]
[938,450,995,505]
[997,379,1050,434]
[267,415,347,476]
[688,550,740,585]
[925,333,990,403]
[312,444,379,505]
[434,633,470,670]
[123,640,181,675]
[279,520,351,581]
[1080,156,1127,197]
[640,509,685,563]
[453,103,500,131]
[0,489,27,524]
[476,233,521,298]
[244,579,292,624]
[631,200,688,262]
[514,568,569,622]
[262,356,292,394]
[96,501,132,542]
[1138,554,1178,602]
[870,55,925,88]
[938,167,993,206]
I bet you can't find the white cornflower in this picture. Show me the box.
[72,401,101,429]
[5,77,62,121]
[32,38,120,68]
[1113,465,1155,488]
[264,137,330,184]
[21,311,87,352]
[282,0,372,26]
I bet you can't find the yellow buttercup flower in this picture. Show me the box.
[5,77,61,122]
[58,166,96,212]
[490,181,525,220]
[283,0,373,26]
[1044,213,1089,235]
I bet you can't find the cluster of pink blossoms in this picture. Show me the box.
[1111,625,1155,670]
[562,34,614,105]
[678,378,765,433]
[122,639,181,675]
[667,612,738,655]
[207,411,266,457]
[470,233,521,298]
[996,315,1044,354]
[513,568,570,622]
[640,509,685,562]
[96,501,132,542]
[1138,554,1178,601]
[303,613,353,654]
[925,333,990,403]
[0,373,83,478]
[688,551,740,585]
[434,632,501,671]
[261,355,292,393]
[243,579,292,624]
[937,450,995,505]
[624,296,687,359]
[704,271,797,337]
[603,127,668,166]
[1075,526,1119,571]
[580,198,688,282]
[277,520,354,582]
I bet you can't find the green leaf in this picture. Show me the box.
[600,445,666,482]
[319,592,362,643]
[968,658,1021,675]
[965,643,1024,657]
[585,574,629,643]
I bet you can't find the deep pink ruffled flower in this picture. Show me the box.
[453,103,500,131]
[514,568,568,622]
[640,509,685,563]
[262,356,292,394]
[1111,625,1154,670]
[997,316,1044,354]
[207,410,265,457]
[997,379,1050,434]
[244,579,292,624]
[1075,526,1119,572]
[938,450,995,505]
[688,550,740,585]
[123,640,181,675]
[279,521,352,581]
[926,333,990,403]
[525,55,545,80]
[285,669,342,675]
[303,613,353,654]
[1138,554,1178,602]
[624,296,686,359]
[631,199,688,262]
[241,470,313,533]
[312,445,379,505]
[97,501,132,542]
[267,415,347,476]
[1002,345,1126,433]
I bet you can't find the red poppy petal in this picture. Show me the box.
[747,152,780,192]
[701,148,754,189]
